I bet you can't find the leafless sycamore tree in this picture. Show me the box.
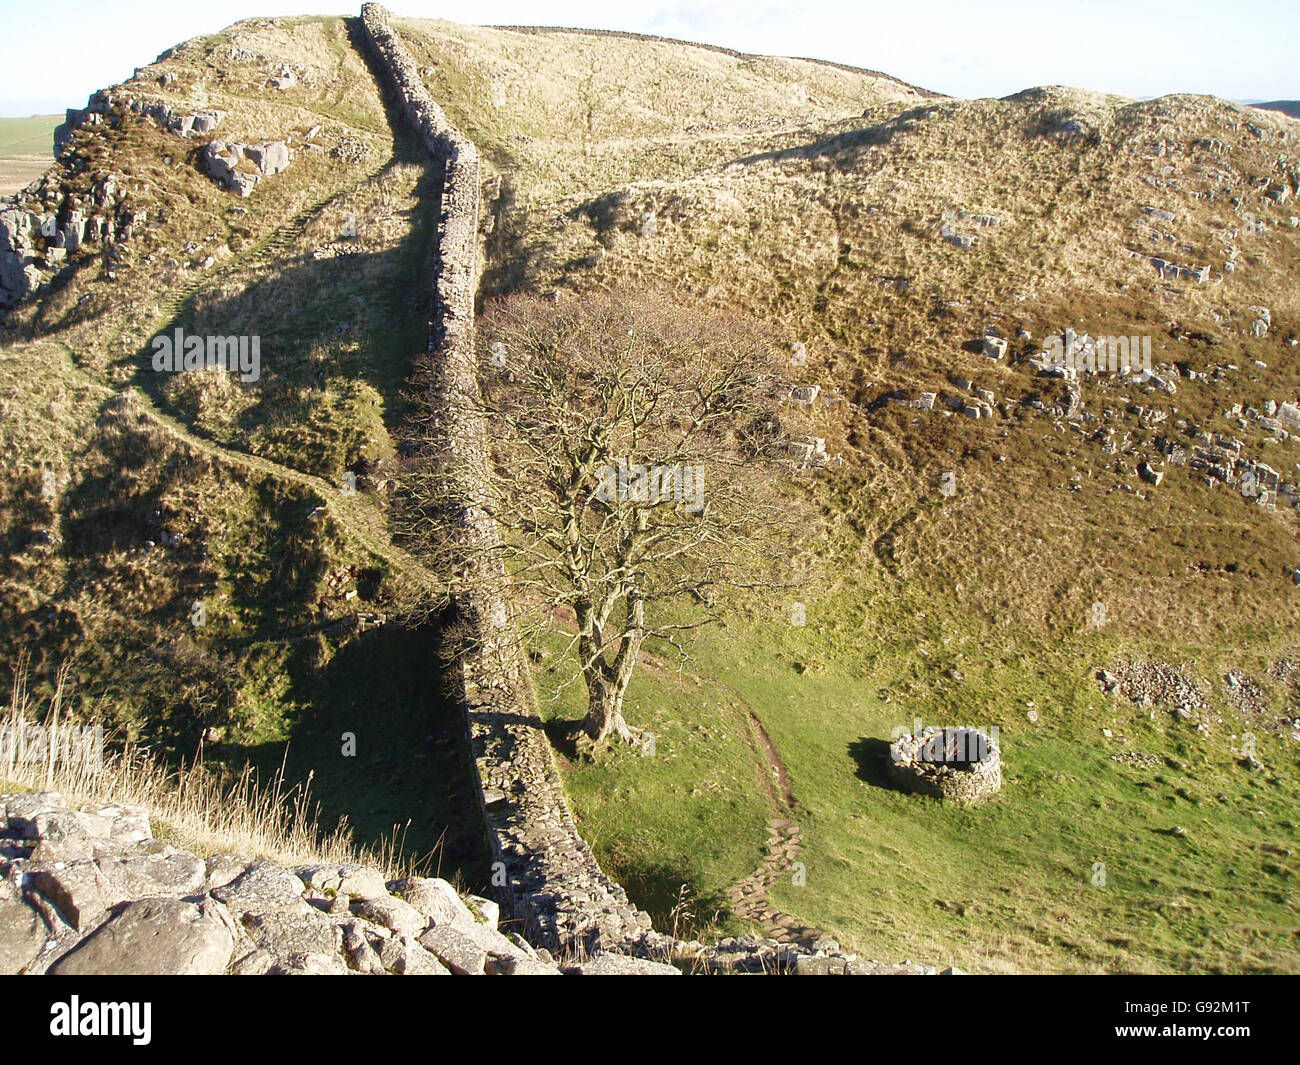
[408,289,809,747]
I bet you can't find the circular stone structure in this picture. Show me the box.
[889,726,1002,806]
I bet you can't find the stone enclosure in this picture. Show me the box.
[889,726,1003,806]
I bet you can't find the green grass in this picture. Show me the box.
[535,633,774,935]
[540,597,1300,972]
[0,115,59,155]
[402,19,1300,972]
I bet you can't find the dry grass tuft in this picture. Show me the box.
[2,655,417,878]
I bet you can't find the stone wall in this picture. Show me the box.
[889,727,1003,807]
[356,3,659,958]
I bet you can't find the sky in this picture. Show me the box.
[1,0,1296,116]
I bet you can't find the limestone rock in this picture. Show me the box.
[567,953,681,975]
[48,898,233,975]
[203,854,251,893]
[379,934,450,975]
[0,791,65,836]
[297,863,389,901]
[0,881,48,974]
[228,947,276,976]
[190,109,225,134]
[983,335,1008,360]
[246,140,291,176]
[1139,462,1164,486]
[349,893,427,938]
[23,860,112,931]
[340,921,385,974]
[465,894,500,928]
[453,917,533,962]
[267,951,348,975]
[28,808,113,848]
[390,876,475,927]
[222,172,254,197]
[212,859,307,914]
[93,803,152,843]
[239,907,340,957]
[95,845,206,900]
[417,925,487,975]
[201,141,240,184]
[486,953,562,975]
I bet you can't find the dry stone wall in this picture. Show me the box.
[357,3,659,958]
[889,727,1003,807]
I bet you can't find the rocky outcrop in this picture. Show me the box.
[983,334,1008,360]
[0,209,42,307]
[3,91,229,309]
[55,92,225,158]
[200,139,293,196]
[1,790,577,975]
[2,85,291,307]
[1150,257,1210,283]
[0,167,149,309]
[2,790,945,976]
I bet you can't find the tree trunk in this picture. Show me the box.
[576,575,645,747]
[582,670,637,745]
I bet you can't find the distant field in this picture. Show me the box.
[0,114,57,196]
[0,114,60,154]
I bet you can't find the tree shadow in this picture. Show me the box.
[542,716,587,763]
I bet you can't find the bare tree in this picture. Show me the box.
[410,289,807,747]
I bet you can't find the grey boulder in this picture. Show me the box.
[48,898,233,975]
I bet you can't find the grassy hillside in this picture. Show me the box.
[393,23,1300,970]
[2,12,1297,971]
[0,14,946,896]
[0,16,486,880]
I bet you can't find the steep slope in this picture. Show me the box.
[0,16,482,874]
[2,11,1298,972]
[390,22,1300,971]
